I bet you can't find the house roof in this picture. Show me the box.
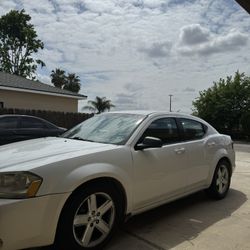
[0,71,87,100]
[235,0,250,14]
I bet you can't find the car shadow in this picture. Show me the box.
[26,189,246,250]
[108,189,247,249]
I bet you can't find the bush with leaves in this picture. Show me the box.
[193,71,250,133]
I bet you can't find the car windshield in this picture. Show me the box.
[62,113,146,145]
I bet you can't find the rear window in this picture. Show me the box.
[179,118,206,140]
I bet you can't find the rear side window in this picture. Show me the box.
[0,117,18,129]
[21,117,46,129]
[179,118,205,140]
[141,118,179,144]
[44,121,57,129]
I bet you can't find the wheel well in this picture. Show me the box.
[217,157,232,176]
[54,177,127,247]
[67,177,127,217]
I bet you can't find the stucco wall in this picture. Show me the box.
[0,89,78,112]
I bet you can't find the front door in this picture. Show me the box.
[18,117,48,140]
[131,117,189,210]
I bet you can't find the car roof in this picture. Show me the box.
[108,110,155,115]
[108,110,193,117]
[0,114,60,127]
[0,114,54,123]
[0,114,43,119]
[107,110,212,126]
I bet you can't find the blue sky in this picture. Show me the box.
[0,0,249,112]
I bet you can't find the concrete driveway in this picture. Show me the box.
[108,145,250,250]
[31,144,250,250]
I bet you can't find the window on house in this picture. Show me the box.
[0,102,4,108]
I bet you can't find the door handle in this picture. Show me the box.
[174,148,185,154]
[208,142,216,147]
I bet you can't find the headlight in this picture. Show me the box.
[0,172,42,199]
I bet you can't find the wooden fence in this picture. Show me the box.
[0,108,93,129]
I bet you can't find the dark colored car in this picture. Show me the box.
[0,115,67,145]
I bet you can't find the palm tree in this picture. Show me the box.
[64,73,81,93]
[51,69,81,93]
[50,68,67,89]
[83,96,115,113]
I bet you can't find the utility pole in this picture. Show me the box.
[169,94,173,112]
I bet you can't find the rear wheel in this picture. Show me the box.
[206,160,231,199]
[55,184,122,250]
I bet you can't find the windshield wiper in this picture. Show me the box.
[70,137,94,142]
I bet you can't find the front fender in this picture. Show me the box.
[34,147,134,213]
[62,163,133,211]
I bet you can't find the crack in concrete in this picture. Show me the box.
[123,230,166,250]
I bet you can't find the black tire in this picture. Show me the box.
[54,183,123,250]
[206,160,231,200]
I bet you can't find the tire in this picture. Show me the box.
[206,160,231,200]
[54,183,123,250]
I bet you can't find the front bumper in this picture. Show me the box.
[0,193,70,250]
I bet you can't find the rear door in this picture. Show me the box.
[177,118,209,187]
[0,116,20,145]
[41,120,63,137]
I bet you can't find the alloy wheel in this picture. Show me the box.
[216,164,229,194]
[73,192,115,248]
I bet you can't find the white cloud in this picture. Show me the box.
[0,0,249,113]
[139,41,172,58]
[179,24,210,45]
[0,1,18,14]
[177,26,248,56]
[37,74,51,85]
[200,32,248,55]
[177,22,249,57]
[138,0,168,9]
[183,87,196,92]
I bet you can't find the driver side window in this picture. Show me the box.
[140,117,179,144]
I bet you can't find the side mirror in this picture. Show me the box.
[135,136,163,151]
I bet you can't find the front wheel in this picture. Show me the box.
[54,184,122,250]
[206,160,231,199]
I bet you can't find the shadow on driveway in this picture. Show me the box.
[109,189,247,249]
[26,189,246,250]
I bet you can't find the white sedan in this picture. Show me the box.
[0,111,235,250]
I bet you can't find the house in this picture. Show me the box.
[235,0,250,14]
[0,72,87,113]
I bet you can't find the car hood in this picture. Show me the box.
[0,137,119,171]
